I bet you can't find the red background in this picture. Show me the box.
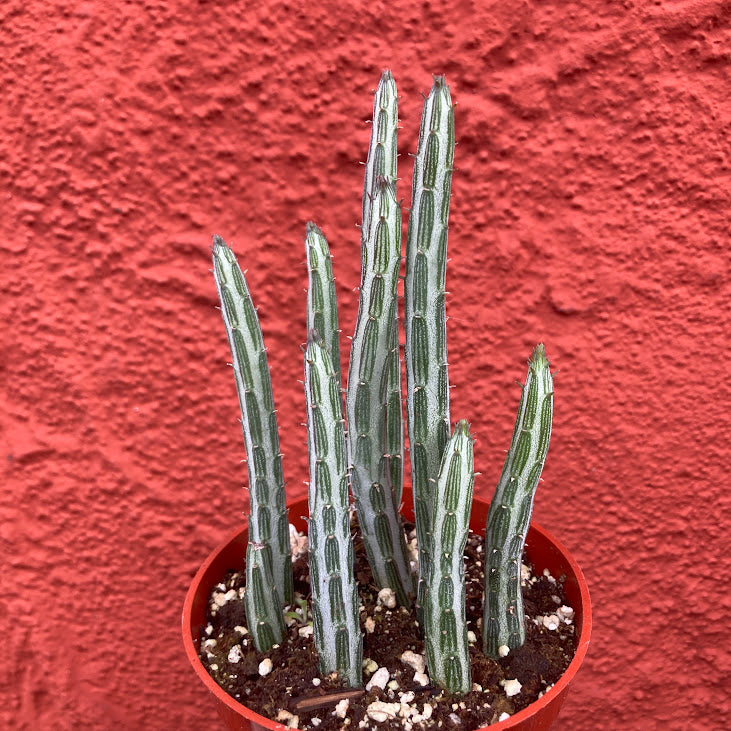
[1,1,729,729]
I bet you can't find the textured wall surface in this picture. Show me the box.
[1,0,729,729]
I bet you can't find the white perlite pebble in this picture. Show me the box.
[333,699,349,719]
[498,644,510,657]
[366,701,400,722]
[276,710,299,728]
[400,650,425,674]
[498,712,511,722]
[298,625,314,638]
[234,625,248,635]
[363,658,378,674]
[422,703,434,720]
[558,605,575,620]
[501,678,522,697]
[258,658,273,677]
[227,645,243,663]
[212,592,227,608]
[289,524,308,560]
[311,718,321,727]
[312,678,321,686]
[377,587,397,609]
[366,666,390,691]
[413,671,429,686]
[467,631,477,644]
[521,563,531,582]
[364,616,375,633]
[399,691,415,704]
[543,614,560,631]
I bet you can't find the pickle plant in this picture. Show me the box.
[210,72,554,696]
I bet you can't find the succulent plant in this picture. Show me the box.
[423,420,475,694]
[210,73,555,694]
[404,75,455,622]
[212,238,292,652]
[304,332,362,687]
[482,345,554,659]
[345,72,414,607]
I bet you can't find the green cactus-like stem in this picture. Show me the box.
[424,420,474,694]
[346,178,415,607]
[404,76,455,620]
[483,345,554,659]
[362,71,404,507]
[212,236,292,650]
[306,223,342,389]
[244,542,287,653]
[305,333,362,687]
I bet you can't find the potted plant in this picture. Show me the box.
[183,72,591,730]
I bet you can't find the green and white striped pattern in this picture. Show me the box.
[305,223,342,389]
[305,333,362,687]
[404,76,455,619]
[212,236,292,650]
[362,71,405,508]
[483,345,554,659]
[244,542,286,653]
[424,420,474,694]
[346,177,414,607]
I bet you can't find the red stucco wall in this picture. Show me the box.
[2,0,729,729]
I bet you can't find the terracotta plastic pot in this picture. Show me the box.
[183,489,591,731]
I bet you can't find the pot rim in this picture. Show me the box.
[182,491,592,730]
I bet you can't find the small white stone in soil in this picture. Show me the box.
[400,650,425,674]
[212,592,227,608]
[258,658,273,677]
[204,623,213,636]
[543,568,557,584]
[472,683,483,692]
[289,524,308,560]
[298,624,314,638]
[387,679,399,690]
[227,645,243,663]
[399,691,415,704]
[366,701,400,722]
[366,666,390,691]
[448,712,461,725]
[234,625,248,635]
[312,677,321,686]
[276,710,299,728]
[377,587,397,609]
[498,712,511,722]
[521,563,531,582]
[422,703,434,720]
[501,678,522,697]
[202,638,217,650]
[224,588,236,602]
[551,594,562,604]
[498,644,510,657]
[333,698,349,719]
[311,718,321,727]
[364,616,375,633]
[558,605,575,620]
[413,671,429,686]
[543,614,560,630]
[363,658,378,674]
[467,630,477,644]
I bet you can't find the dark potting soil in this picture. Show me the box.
[198,524,576,730]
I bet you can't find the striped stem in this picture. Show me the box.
[305,333,362,687]
[346,178,414,607]
[424,420,474,694]
[404,76,455,621]
[212,236,292,649]
[482,345,554,659]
